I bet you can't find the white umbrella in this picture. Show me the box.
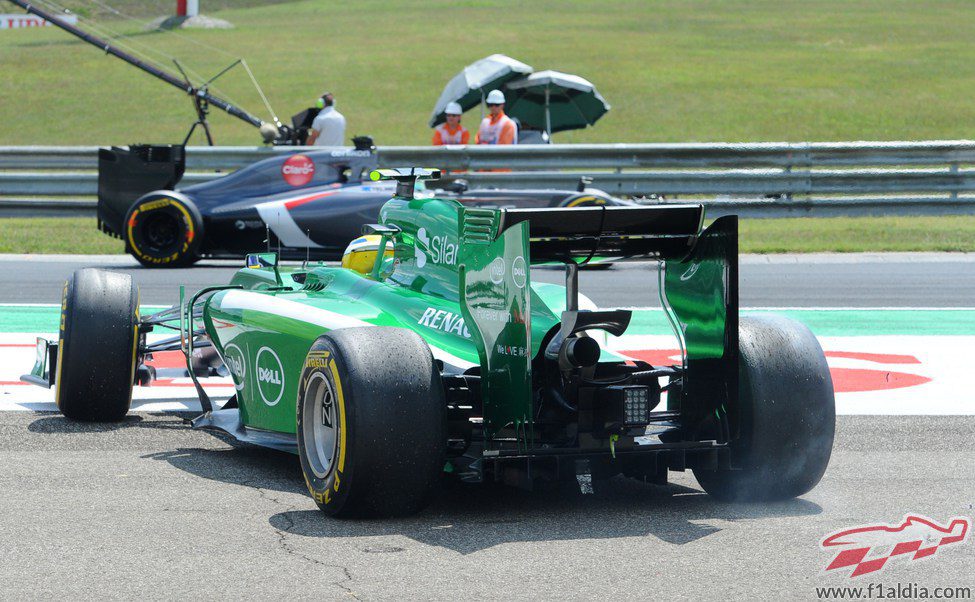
[428,54,533,127]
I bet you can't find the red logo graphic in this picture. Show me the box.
[821,515,970,577]
[281,155,315,186]
[142,350,234,388]
[620,349,932,393]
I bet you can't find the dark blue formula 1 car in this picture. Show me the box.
[97,144,630,267]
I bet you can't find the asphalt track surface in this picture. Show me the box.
[1,252,974,306]
[2,253,974,599]
[1,413,972,599]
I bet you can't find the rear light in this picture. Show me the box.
[622,386,651,426]
[595,385,653,434]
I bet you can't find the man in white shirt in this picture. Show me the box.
[306,92,346,146]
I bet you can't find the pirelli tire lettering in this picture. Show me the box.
[296,328,447,518]
[297,344,349,514]
[124,193,204,268]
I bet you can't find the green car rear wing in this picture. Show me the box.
[497,204,705,263]
[458,204,739,446]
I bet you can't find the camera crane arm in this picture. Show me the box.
[7,0,285,144]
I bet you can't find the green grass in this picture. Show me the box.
[0,219,124,254]
[2,0,975,145]
[3,216,975,255]
[738,216,975,253]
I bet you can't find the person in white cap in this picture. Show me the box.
[431,102,470,145]
[476,89,518,145]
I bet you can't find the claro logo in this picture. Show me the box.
[415,227,458,268]
[255,346,285,406]
[281,154,315,186]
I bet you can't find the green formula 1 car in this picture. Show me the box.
[27,168,835,517]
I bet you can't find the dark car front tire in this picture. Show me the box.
[56,268,140,421]
[297,327,447,518]
[693,315,835,501]
[124,192,203,268]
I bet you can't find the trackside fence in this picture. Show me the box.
[3,141,975,217]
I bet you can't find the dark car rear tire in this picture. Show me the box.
[297,327,447,518]
[559,192,610,208]
[56,268,140,422]
[693,315,835,501]
[561,194,615,270]
[124,192,203,268]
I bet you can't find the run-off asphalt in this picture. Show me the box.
[0,412,972,600]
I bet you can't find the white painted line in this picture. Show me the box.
[611,306,975,312]
[0,398,207,413]
[7,303,975,312]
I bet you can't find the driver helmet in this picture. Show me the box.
[341,235,392,275]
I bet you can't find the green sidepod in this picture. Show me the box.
[202,197,566,435]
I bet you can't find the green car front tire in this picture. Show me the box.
[56,268,140,422]
[297,327,447,518]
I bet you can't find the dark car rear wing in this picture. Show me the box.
[97,144,186,237]
[495,204,705,263]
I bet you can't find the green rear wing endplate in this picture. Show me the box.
[458,208,532,444]
[662,216,739,440]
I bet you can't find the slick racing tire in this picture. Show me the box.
[124,192,203,268]
[692,315,835,502]
[56,268,140,422]
[297,327,447,518]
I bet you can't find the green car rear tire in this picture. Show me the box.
[693,315,835,501]
[297,327,447,518]
[56,268,140,422]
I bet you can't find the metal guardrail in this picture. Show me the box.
[2,141,975,217]
[4,141,975,170]
[3,168,974,197]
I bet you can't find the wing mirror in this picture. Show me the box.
[245,252,279,269]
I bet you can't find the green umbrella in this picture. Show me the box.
[428,54,533,128]
[504,70,610,136]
